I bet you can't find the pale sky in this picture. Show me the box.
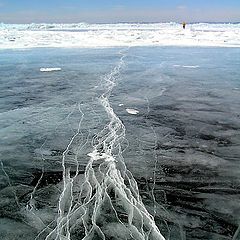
[0,0,240,23]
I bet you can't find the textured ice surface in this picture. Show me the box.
[0,47,240,240]
[1,22,240,49]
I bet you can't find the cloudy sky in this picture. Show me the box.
[0,0,240,23]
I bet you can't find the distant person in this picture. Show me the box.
[182,22,186,29]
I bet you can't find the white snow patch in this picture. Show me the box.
[182,65,200,68]
[126,108,139,115]
[174,65,199,68]
[40,67,62,72]
[87,150,115,162]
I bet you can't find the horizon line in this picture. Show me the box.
[1,21,240,25]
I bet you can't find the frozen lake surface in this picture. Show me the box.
[0,47,240,240]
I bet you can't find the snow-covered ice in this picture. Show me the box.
[0,22,240,49]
